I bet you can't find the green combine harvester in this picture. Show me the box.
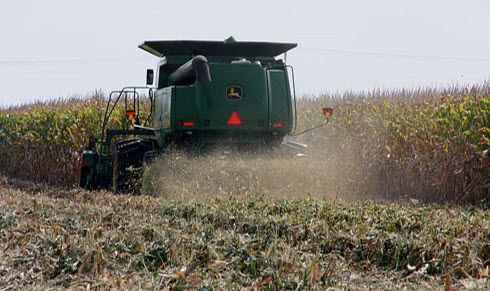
[80,37,332,192]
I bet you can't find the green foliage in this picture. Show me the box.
[297,85,490,203]
[0,85,489,202]
[0,94,148,185]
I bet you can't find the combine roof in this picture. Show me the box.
[139,38,297,58]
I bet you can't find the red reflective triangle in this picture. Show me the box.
[226,111,242,126]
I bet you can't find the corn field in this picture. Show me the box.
[1,85,489,203]
[0,92,149,186]
[295,84,490,204]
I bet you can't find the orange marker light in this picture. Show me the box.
[226,112,242,126]
[126,110,136,118]
[323,107,334,119]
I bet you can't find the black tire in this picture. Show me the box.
[80,166,98,190]
[112,138,157,194]
[80,167,88,188]
[113,152,128,193]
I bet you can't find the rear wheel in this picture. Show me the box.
[80,166,97,190]
[80,166,88,188]
[112,138,157,194]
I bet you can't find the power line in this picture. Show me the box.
[299,47,490,63]
[0,56,149,66]
[2,48,490,66]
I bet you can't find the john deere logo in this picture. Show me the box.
[226,86,243,100]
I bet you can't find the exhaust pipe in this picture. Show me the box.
[168,55,211,85]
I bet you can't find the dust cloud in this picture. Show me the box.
[143,134,364,201]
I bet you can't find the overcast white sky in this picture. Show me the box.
[1,0,490,106]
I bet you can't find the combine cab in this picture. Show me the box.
[80,37,331,192]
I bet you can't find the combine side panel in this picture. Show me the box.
[174,86,197,128]
[153,87,173,147]
[267,69,292,133]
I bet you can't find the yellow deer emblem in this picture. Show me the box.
[226,86,243,100]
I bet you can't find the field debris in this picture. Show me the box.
[0,184,488,289]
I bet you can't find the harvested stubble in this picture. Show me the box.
[0,178,488,289]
